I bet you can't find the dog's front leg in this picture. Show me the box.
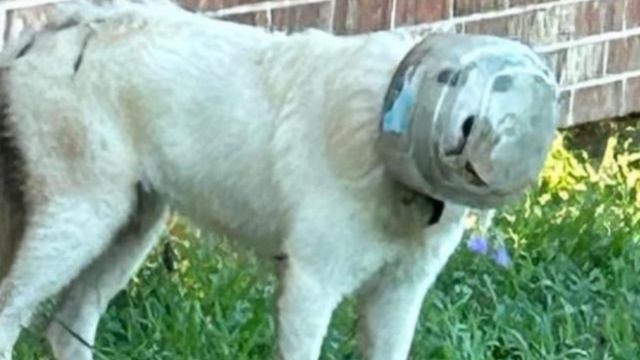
[357,206,467,360]
[276,258,342,360]
[276,202,389,360]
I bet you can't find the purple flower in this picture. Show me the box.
[493,246,511,268]
[467,235,489,255]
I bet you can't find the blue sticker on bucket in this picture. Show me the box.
[383,86,415,134]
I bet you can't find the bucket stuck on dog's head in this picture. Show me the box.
[379,33,559,209]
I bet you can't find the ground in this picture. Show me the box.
[13,119,640,360]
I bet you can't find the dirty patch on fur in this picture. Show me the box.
[0,70,28,279]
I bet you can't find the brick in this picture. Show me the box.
[544,49,567,84]
[572,81,623,124]
[454,0,507,16]
[333,0,392,34]
[464,15,512,37]
[222,10,269,27]
[625,77,640,114]
[573,0,624,36]
[628,0,640,29]
[466,1,623,45]
[607,0,625,32]
[179,0,221,11]
[515,9,573,44]
[516,1,622,45]
[465,11,573,44]
[608,36,640,74]
[559,43,605,86]
[394,0,449,27]
[179,0,264,11]
[271,2,332,32]
[510,0,624,35]
[509,0,554,6]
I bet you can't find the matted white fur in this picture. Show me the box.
[0,2,470,360]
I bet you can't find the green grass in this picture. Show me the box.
[14,123,640,359]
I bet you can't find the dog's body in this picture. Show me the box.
[0,2,470,359]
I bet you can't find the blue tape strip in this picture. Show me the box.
[382,87,415,134]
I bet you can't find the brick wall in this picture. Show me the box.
[1,0,638,127]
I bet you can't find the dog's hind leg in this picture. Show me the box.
[356,206,466,360]
[0,187,135,360]
[47,185,167,360]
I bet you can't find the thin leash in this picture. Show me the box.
[20,319,108,360]
[53,318,110,360]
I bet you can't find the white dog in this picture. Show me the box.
[0,2,558,359]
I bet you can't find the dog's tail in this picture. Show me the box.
[0,70,27,281]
